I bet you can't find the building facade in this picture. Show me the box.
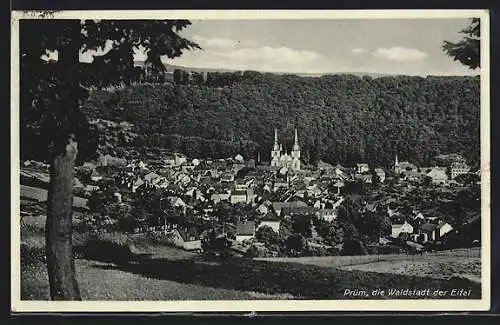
[270,128,301,171]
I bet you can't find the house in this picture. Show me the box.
[174,153,187,166]
[166,196,187,208]
[413,212,425,222]
[402,170,423,183]
[357,163,369,174]
[450,161,470,179]
[144,172,160,184]
[113,192,122,203]
[418,221,454,242]
[271,200,309,216]
[281,205,317,218]
[131,178,145,193]
[170,228,202,251]
[391,217,414,238]
[395,161,418,174]
[211,193,231,204]
[185,188,205,202]
[90,171,103,182]
[220,173,235,183]
[420,223,438,241]
[355,173,373,184]
[374,168,386,183]
[235,220,256,242]
[156,179,170,188]
[436,221,454,239]
[426,168,448,185]
[230,190,247,204]
[181,164,196,173]
[273,181,289,192]
[316,209,337,222]
[257,215,281,233]
[164,154,176,167]
[246,188,255,204]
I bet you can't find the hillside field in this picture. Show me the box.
[257,248,481,283]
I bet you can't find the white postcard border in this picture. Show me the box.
[10,9,491,313]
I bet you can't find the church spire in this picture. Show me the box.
[293,128,300,151]
[273,128,280,151]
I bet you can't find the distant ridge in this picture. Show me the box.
[133,61,479,79]
[134,61,398,78]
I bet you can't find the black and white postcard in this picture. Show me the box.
[11,9,491,312]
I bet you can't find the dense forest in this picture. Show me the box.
[23,71,480,168]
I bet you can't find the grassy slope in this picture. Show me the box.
[20,214,293,300]
[20,214,481,300]
[22,260,291,300]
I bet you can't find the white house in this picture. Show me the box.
[169,228,202,251]
[230,190,247,204]
[138,161,147,169]
[426,168,448,185]
[131,178,145,193]
[258,217,281,233]
[357,163,369,174]
[174,153,187,166]
[211,193,231,204]
[391,220,414,238]
[166,196,187,208]
[436,221,454,239]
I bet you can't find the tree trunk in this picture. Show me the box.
[44,20,82,301]
[45,135,81,300]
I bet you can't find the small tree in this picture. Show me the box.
[291,214,313,238]
[255,225,279,246]
[285,234,306,256]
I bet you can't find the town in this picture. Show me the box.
[20,123,481,258]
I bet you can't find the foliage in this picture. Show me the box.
[291,214,313,238]
[255,225,281,246]
[341,239,368,256]
[313,218,344,246]
[285,234,307,255]
[442,18,480,70]
[202,231,233,258]
[80,74,479,167]
[20,18,200,299]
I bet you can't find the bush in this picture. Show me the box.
[20,244,46,267]
[341,239,368,256]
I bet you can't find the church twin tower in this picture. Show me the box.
[270,128,301,171]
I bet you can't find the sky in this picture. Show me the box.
[77,18,479,76]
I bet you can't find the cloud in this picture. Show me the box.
[192,35,259,49]
[351,48,367,54]
[371,46,428,62]
[168,43,334,73]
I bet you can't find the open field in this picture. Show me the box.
[257,248,481,283]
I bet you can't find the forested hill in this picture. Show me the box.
[82,73,480,168]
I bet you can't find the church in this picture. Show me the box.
[270,128,301,171]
